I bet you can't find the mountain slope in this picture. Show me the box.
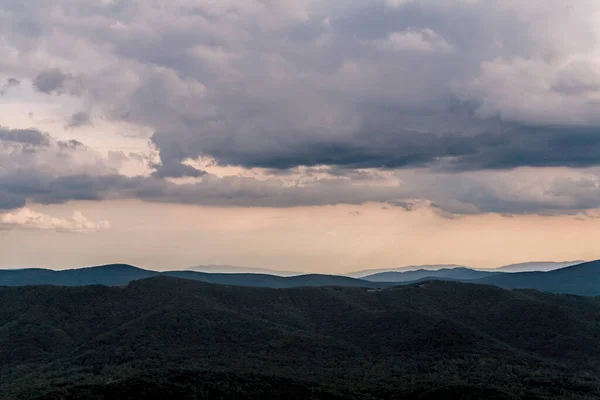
[0,265,383,289]
[493,261,584,273]
[1,278,600,399]
[0,264,158,287]
[362,267,502,283]
[476,260,600,296]
[165,271,382,288]
[346,264,469,278]
[188,265,304,276]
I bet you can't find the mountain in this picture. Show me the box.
[165,271,383,289]
[346,264,470,278]
[492,260,584,273]
[2,277,600,399]
[476,260,600,296]
[188,265,304,276]
[362,267,502,283]
[0,264,158,287]
[0,265,383,289]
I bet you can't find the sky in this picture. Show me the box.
[2,0,600,272]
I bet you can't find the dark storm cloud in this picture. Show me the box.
[33,68,72,94]
[3,127,600,215]
[2,0,600,216]
[150,114,600,173]
[0,127,50,146]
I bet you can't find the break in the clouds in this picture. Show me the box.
[2,0,600,218]
[0,207,109,233]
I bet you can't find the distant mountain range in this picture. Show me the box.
[3,278,600,399]
[0,265,384,289]
[188,265,303,276]
[1,260,598,296]
[347,260,584,277]
[475,260,600,297]
[361,267,502,283]
[345,264,469,278]
[491,260,584,272]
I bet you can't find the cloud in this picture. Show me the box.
[0,126,50,146]
[2,0,600,216]
[2,125,600,216]
[33,68,73,94]
[67,111,92,128]
[0,207,110,233]
[0,77,19,95]
[378,29,453,52]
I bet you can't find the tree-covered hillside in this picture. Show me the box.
[2,278,600,399]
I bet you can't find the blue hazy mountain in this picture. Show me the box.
[348,260,584,278]
[475,260,600,296]
[166,271,383,288]
[491,260,584,273]
[0,264,158,287]
[2,260,599,296]
[0,265,383,289]
[345,264,470,278]
[188,265,304,276]
[361,267,503,283]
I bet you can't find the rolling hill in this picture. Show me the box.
[492,260,584,273]
[345,264,470,278]
[165,271,383,288]
[188,265,304,276]
[2,278,600,399]
[0,264,157,287]
[0,265,383,289]
[362,267,503,283]
[476,260,600,296]
[2,260,599,296]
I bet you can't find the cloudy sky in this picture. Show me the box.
[2,0,600,272]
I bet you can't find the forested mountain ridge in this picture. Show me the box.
[2,278,600,399]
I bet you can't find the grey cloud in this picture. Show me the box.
[150,162,206,178]
[3,0,600,215]
[149,140,207,178]
[33,68,72,94]
[67,111,92,128]
[0,127,50,146]
[150,110,600,172]
[0,78,20,95]
[2,128,600,216]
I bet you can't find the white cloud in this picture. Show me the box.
[378,29,453,53]
[0,207,110,233]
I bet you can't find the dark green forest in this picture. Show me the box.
[2,278,600,399]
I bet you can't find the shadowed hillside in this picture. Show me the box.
[0,265,383,289]
[477,260,600,296]
[362,267,502,283]
[2,278,600,399]
[493,261,584,273]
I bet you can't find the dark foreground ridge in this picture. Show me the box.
[2,277,600,399]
